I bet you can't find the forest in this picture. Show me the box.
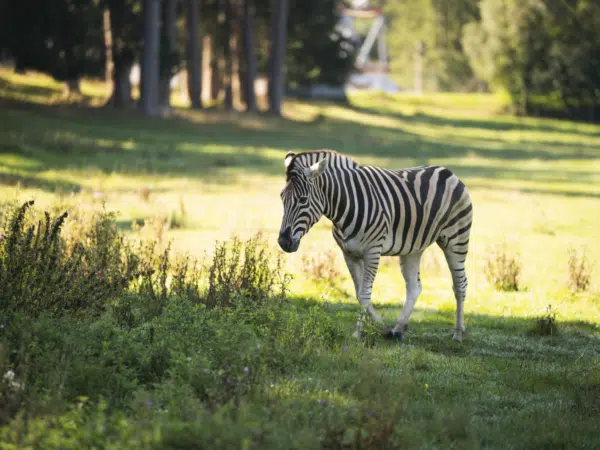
[1,0,600,120]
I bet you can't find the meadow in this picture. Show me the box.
[1,68,599,449]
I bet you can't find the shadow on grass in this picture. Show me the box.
[290,294,600,360]
[1,75,599,195]
[0,171,81,193]
[347,101,600,137]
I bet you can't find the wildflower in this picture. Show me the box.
[425,383,429,390]
[243,367,249,374]
[319,399,327,405]
[146,400,154,408]
[343,345,349,352]
[187,357,192,361]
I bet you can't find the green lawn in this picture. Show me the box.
[1,69,599,448]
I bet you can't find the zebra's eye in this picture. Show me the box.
[298,196,309,205]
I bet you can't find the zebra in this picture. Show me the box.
[278,150,473,342]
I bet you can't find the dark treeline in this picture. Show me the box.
[0,0,355,116]
[1,0,599,121]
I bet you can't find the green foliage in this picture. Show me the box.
[286,0,356,87]
[384,0,480,92]
[0,201,139,319]
[205,233,290,309]
[3,0,106,81]
[463,0,600,119]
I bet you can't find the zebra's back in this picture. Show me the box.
[367,164,472,256]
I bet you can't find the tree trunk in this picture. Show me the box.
[223,0,233,109]
[202,34,213,104]
[140,0,161,116]
[268,0,289,116]
[65,79,81,95]
[111,62,133,107]
[103,7,114,85]
[242,0,257,112]
[159,0,178,112]
[230,2,241,110]
[186,0,202,109]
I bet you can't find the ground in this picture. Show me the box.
[1,68,599,448]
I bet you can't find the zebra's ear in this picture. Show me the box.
[284,152,296,168]
[304,158,327,181]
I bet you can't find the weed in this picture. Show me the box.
[0,201,139,319]
[205,233,290,309]
[301,249,343,286]
[568,247,592,293]
[168,196,189,230]
[484,243,522,291]
[532,304,558,336]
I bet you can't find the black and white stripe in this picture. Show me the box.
[278,150,473,341]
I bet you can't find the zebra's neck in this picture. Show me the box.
[314,152,361,230]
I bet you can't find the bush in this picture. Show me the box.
[0,201,140,319]
[205,233,290,309]
[301,249,344,287]
[484,244,522,292]
[531,304,558,336]
[568,247,592,293]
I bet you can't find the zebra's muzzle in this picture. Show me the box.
[278,228,300,253]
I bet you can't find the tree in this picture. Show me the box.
[105,0,143,107]
[241,0,258,111]
[268,0,289,116]
[159,0,179,111]
[223,0,233,109]
[140,0,162,116]
[285,0,356,89]
[186,0,203,109]
[463,0,600,120]
[5,0,105,93]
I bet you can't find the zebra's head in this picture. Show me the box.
[278,152,328,253]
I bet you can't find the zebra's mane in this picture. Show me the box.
[285,150,359,180]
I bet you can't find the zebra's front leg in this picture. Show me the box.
[343,249,382,338]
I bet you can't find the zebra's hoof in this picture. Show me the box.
[384,327,404,341]
[452,331,463,343]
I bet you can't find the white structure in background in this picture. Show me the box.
[338,1,400,94]
[128,0,400,102]
[129,64,182,89]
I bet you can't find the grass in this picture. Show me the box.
[1,67,600,448]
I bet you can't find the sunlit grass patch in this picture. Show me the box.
[1,70,600,448]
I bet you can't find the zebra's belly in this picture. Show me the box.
[382,229,438,256]
[338,236,364,257]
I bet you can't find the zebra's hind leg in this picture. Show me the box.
[439,241,469,343]
[390,252,423,338]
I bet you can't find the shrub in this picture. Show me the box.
[568,247,592,293]
[205,233,290,309]
[0,201,140,319]
[531,304,558,336]
[484,244,522,292]
[301,249,343,286]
